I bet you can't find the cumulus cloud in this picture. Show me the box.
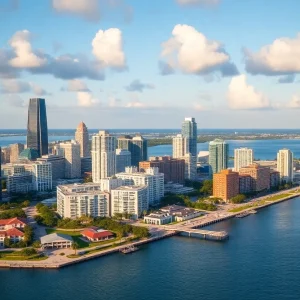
[52,0,100,21]
[278,74,296,84]
[0,79,30,93]
[29,83,50,96]
[287,95,300,108]
[65,79,90,92]
[125,80,154,92]
[9,30,47,68]
[77,91,99,107]
[227,74,271,110]
[176,0,220,6]
[92,28,126,69]
[160,24,238,76]
[245,33,300,76]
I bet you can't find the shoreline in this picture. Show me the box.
[1,189,299,270]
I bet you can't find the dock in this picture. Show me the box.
[120,245,139,254]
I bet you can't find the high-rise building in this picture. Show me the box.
[172,134,187,158]
[184,153,197,181]
[115,167,164,205]
[209,139,229,175]
[277,149,293,183]
[31,162,52,191]
[234,148,253,172]
[57,141,81,179]
[111,185,148,219]
[213,169,239,201]
[181,117,197,157]
[117,135,147,167]
[139,156,185,184]
[57,183,110,218]
[270,171,280,188]
[239,164,270,192]
[116,149,131,173]
[26,98,48,157]
[92,131,116,183]
[37,155,65,180]
[75,121,90,158]
[9,143,24,163]
[1,147,11,163]
[239,175,252,194]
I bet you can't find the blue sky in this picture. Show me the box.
[0,0,300,129]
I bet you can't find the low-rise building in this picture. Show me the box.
[0,217,27,230]
[164,182,195,195]
[81,228,114,242]
[0,228,25,247]
[40,233,73,249]
[144,212,173,225]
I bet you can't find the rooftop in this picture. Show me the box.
[40,233,73,244]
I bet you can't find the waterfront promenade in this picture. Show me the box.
[1,187,300,269]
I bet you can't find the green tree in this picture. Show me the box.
[23,225,34,246]
[200,180,213,195]
[72,242,79,255]
[4,237,11,248]
[1,179,6,190]
[230,194,246,204]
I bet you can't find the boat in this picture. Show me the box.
[119,246,139,254]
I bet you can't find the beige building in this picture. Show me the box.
[213,169,239,201]
[75,121,90,158]
[239,164,270,192]
[277,149,293,183]
[10,143,24,163]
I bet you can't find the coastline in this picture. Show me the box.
[1,188,299,270]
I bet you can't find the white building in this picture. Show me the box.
[234,148,253,171]
[92,131,116,183]
[57,183,110,218]
[172,134,187,158]
[116,149,131,173]
[111,185,148,219]
[32,162,52,191]
[99,177,124,192]
[115,167,164,205]
[75,121,90,158]
[184,153,197,180]
[277,149,293,182]
[57,141,81,179]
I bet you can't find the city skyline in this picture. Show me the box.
[1,1,300,129]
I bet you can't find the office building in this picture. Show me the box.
[111,185,148,219]
[57,183,110,218]
[209,139,229,175]
[26,98,48,157]
[234,148,253,171]
[115,167,164,205]
[213,169,239,201]
[184,153,197,181]
[181,117,197,156]
[92,131,116,182]
[117,135,147,166]
[32,162,52,191]
[139,156,185,184]
[37,155,65,180]
[75,121,90,158]
[239,174,252,194]
[277,149,294,183]
[239,164,270,192]
[57,141,81,179]
[9,143,24,163]
[116,149,131,173]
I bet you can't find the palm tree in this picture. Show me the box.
[72,242,79,255]
[143,210,147,217]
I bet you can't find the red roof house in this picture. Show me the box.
[0,217,27,230]
[81,228,114,242]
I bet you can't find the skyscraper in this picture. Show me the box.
[181,117,197,157]
[234,148,253,171]
[277,149,293,183]
[116,149,131,173]
[172,134,187,158]
[75,121,90,157]
[92,131,116,183]
[27,98,48,157]
[209,139,229,175]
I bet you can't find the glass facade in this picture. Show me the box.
[27,98,48,157]
[181,117,197,157]
[209,139,229,175]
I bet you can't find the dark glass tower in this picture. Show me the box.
[181,117,197,156]
[27,98,48,157]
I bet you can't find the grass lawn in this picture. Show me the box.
[266,193,291,201]
[0,253,48,261]
[229,204,254,213]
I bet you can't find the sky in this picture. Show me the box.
[0,0,300,129]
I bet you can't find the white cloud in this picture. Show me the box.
[9,30,47,68]
[0,79,30,93]
[245,33,300,75]
[287,95,300,108]
[125,101,146,108]
[92,28,126,69]
[161,24,237,76]
[176,0,220,6]
[77,92,99,107]
[52,0,100,21]
[227,74,270,110]
[29,83,49,96]
[67,79,90,92]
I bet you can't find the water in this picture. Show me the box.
[2,197,300,300]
